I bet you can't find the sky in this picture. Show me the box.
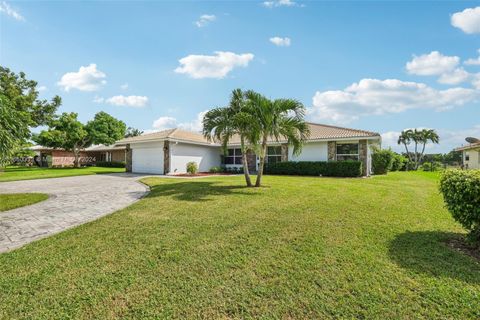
[1,0,479,153]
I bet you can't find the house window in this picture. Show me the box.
[465,152,470,162]
[224,148,242,165]
[267,146,282,164]
[336,143,359,161]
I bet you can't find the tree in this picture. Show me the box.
[34,111,127,168]
[397,129,414,167]
[125,127,143,138]
[0,67,60,166]
[244,91,310,187]
[417,129,440,167]
[203,89,257,187]
[397,129,439,170]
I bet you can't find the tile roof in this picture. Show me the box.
[116,123,380,146]
[455,142,480,152]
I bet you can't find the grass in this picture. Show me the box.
[0,172,479,318]
[0,166,125,182]
[0,193,49,212]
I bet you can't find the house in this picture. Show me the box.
[115,122,381,176]
[29,145,126,167]
[455,142,480,169]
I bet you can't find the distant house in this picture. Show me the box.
[455,142,480,169]
[115,122,382,176]
[30,145,126,167]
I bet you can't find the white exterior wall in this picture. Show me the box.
[131,141,164,174]
[170,142,221,174]
[288,141,328,161]
[464,150,480,169]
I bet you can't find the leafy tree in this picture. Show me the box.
[397,129,439,170]
[0,67,60,166]
[34,111,127,167]
[203,89,257,187]
[417,129,440,166]
[371,147,394,174]
[244,90,310,187]
[125,127,143,138]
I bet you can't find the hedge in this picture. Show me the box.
[96,161,126,168]
[264,161,362,177]
[439,169,480,244]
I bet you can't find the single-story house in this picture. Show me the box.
[115,122,381,176]
[29,144,126,167]
[455,142,480,169]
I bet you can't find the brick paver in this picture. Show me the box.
[0,173,149,253]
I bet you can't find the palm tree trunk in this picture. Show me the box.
[414,142,419,170]
[240,136,252,187]
[73,146,81,168]
[255,137,268,187]
[418,143,427,167]
[403,143,412,171]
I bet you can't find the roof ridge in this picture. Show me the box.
[306,122,380,136]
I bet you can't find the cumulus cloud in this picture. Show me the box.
[438,68,472,85]
[263,0,298,8]
[174,51,254,79]
[465,49,480,66]
[37,86,47,92]
[269,36,291,47]
[104,95,148,107]
[406,51,459,76]
[309,78,479,124]
[451,6,480,34]
[57,64,106,92]
[195,14,216,27]
[0,1,24,21]
[152,111,208,132]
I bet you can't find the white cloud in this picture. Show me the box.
[263,0,298,8]
[104,95,148,108]
[269,36,291,47]
[451,6,480,34]
[120,83,129,90]
[473,73,480,89]
[93,96,104,104]
[438,68,471,85]
[195,14,216,27]
[309,78,479,124]
[57,64,106,92]
[37,86,47,92]
[0,1,24,21]
[406,51,459,76]
[174,51,254,79]
[465,49,480,66]
[152,111,208,132]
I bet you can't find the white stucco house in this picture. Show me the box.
[115,122,381,176]
[455,142,480,169]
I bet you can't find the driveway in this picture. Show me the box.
[0,173,149,253]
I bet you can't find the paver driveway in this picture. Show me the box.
[0,173,149,253]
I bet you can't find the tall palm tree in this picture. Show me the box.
[397,128,440,170]
[244,91,310,187]
[417,129,440,169]
[203,89,256,187]
[397,129,413,165]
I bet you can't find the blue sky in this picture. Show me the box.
[1,0,479,152]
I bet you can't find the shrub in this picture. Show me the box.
[209,166,223,173]
[186,161,198,174]
[371,147,394,175]
[391,154,408,171]
[96,161,125,168]
[421,161,442,172]
[225,166,244,174]
[439,170,480,245]
[264,161,362,177]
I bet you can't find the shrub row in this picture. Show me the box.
[264,161,362,177]
[439,169,480,245]
[96,161,125,168]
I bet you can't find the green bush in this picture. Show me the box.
[265,161,362,177]
[96,161,125,168]
[186,161,198,174]
[225,166,244,174]
[391,154,408,171]
[439,170,480,245]
[421,161,442,172]
[209,166,223,173]
[371,147,394,175]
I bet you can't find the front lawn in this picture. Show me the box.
[0,172,479,318]
[0,166,125,182]
[0,193,49,212]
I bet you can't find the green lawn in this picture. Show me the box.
[0,193,49,212]
[0,172,479,318]
[0,166,125,182]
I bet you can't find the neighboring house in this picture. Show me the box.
[29,145,126,167]
[115,123,381,176]
[455,142,480,169]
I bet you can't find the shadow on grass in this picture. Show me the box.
[146,181,256,202]
[389,231,480,284]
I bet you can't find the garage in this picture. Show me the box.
[132,145,164,174]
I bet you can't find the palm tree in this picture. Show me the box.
[244,91,310,187]
[203,89,256,187]
[397,129,414,166]
[397,128,440,170]
[417,129,440,169]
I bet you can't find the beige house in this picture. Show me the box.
[455,142,480,169]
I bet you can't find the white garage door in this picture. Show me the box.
[132,147,164,174]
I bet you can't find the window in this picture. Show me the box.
[336,143,359,161]
[465,152,470,162]
[224,148,242,165]
[267,146,282,164]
